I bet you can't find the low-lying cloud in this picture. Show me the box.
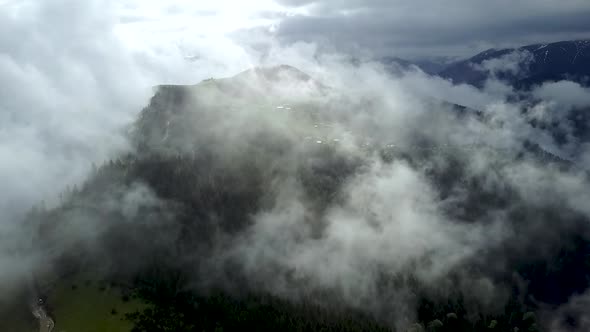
[3,1,590,331]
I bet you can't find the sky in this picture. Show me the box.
[104,0,590,60]
[28,0,590,63]
[272,0,590,58]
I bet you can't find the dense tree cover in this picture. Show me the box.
[123,266,544,332]
[25,77,590,331]
[126,286,392,332]
[31,143,586,331]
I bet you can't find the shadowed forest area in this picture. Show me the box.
[12,66,590,332]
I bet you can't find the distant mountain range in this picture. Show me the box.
[384,40,590,89]
[380,56,456,75]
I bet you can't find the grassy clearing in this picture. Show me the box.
[1,305,36,332]
[49,278,146,332]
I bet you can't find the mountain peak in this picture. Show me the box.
[235,65,312,82]
[438,39,590,88]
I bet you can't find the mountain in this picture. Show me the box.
[136,65,571,159]
[134,65,331,156]
[16,65,588,332]
[379,56,417,74]
[379,56,453,75]
[134,65,498,159]
[438,40,590,88]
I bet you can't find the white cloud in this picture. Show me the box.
[0,0,284,223]
[474,50,534,77]
[533,80,590,109]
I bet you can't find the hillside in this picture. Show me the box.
[438,40,590,88]
[11,65,590,331]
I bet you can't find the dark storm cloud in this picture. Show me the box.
[272,0,590,58]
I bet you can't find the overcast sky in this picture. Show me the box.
[271,0,590,58]
[104,0,590,59]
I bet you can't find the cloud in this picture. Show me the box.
[0,0,281,223]
[0,0,140,220]
[533,80,590,109]
[3,1,590,331]
[271,0,590,58]
[474,50,535,77]
[546,289,590,332]
[0,0,273,293]
[119,43,590,329]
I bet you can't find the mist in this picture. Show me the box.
[2,1,590,331]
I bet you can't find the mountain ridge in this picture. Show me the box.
[437,39,590,88]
